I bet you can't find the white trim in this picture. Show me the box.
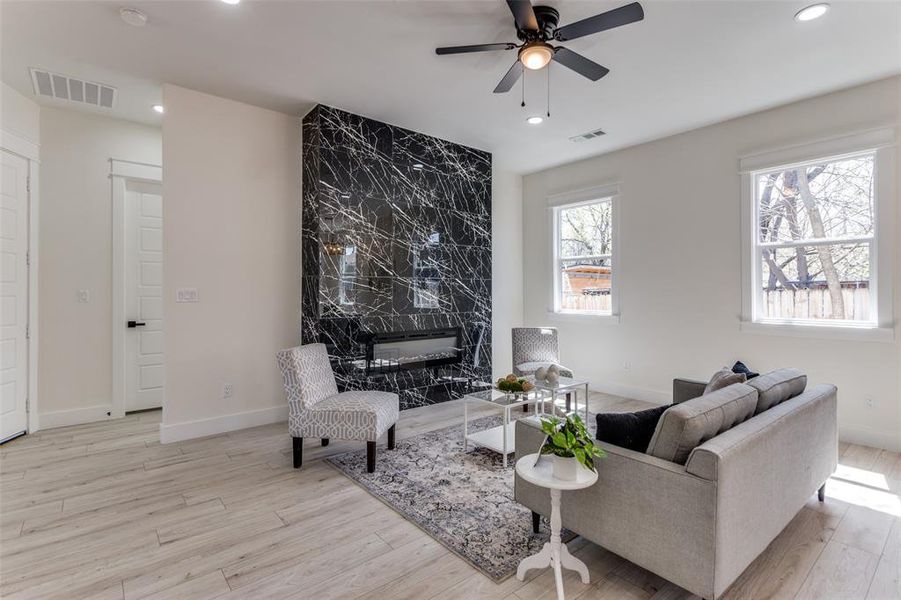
[39,405,114,430]
[110,160,162,420]
[159,405,288,444]
[740,132,895,337]
[739,127,895,173]
[839,424,901,453]
[546,182,620,208]
[589,380,670,406]
[109,159,162,182]
[1,130,40,434]
[546,311,621,324]
[739,320,894,343]
[0,130,40,162]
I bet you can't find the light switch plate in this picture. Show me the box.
[176,288,199,303]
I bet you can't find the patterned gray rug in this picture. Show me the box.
[327,413,589,582]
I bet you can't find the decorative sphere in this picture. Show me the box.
[547,364,560,375]
[534,366,548,381]
[546,371,559,384]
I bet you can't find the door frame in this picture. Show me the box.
[110,159,162,419]
[1,129,40,434]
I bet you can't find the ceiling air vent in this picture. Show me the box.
[29,68,117,109]
[569,128,606,143]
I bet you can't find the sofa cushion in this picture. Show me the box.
[596,404,670,452]
[747,368,807,415]
[646,383,758,464]
[704,368,746,395]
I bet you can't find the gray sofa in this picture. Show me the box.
[514,370,837,600]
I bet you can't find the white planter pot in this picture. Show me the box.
[552,455,579,481]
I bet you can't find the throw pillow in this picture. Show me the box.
[595,405,670,453]
[704,368,747,395]
[731,360,760,380]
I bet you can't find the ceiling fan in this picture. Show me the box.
[435,0,644,93]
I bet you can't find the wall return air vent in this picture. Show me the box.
[30,68,117,109]
[569,128,606,143]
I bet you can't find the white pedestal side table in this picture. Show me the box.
[515,453,598,600]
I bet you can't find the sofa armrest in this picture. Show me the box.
[673,378,706,404]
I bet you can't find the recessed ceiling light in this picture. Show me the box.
[795,3,829,21]
[221,0,241,4]
[152,104,165,114]
[119,7,148,27]
[526,116,544,125]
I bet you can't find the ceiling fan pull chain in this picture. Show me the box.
[547,61,551,118]
[521,66,525,108]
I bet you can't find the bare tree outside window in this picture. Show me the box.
[556,199,613,313]
[755,153,875,322]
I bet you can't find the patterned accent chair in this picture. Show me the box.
[511,327,574,378]
[277,343,399,473]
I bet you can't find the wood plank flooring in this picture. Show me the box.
[1,394,898,600]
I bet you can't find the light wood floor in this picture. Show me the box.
[1,394,899,600]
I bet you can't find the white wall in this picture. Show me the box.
[38,107,161,425]
[161,84,301,443]
[1,82,40,146]
[491,164,524,379]
[522,76,901,451]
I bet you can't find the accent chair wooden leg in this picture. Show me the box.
[292,437,303,469]
[532,511,541,534]
[367,441,376,473]
[818,482,826,502]
[388,424,396,450]
[321,438,329,447]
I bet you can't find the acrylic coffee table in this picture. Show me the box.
[530,376,590,423]
[462,388,549,468]
[515,452,598,600]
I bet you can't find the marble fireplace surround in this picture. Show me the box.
[301,105,492,410]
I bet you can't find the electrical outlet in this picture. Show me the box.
[864,395,875,409]
[223,383,233,398]
[77,289,90,303]
[176,288,200,303]
[622,362,631,372]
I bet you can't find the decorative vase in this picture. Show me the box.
[552,455,579,481]
[534,366,548,381]
[545,371,559,384]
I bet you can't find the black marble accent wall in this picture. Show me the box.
[302,105,492,410]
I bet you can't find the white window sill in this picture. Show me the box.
[739,320,894,343]
[547,311,621,324]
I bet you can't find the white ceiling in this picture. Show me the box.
[2,1,899,173]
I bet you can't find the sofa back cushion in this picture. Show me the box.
[747,368,807,415]
[646,383,758,464]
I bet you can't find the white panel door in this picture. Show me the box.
[0,150,29,441]
[125,181,164,412]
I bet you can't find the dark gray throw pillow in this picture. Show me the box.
[595,405,671,453]
[732,361,760,380]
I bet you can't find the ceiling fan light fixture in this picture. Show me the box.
[519,42,553,70]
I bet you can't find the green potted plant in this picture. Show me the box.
[539,413,606,480]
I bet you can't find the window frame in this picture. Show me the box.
[548,184,620,320]
[739,129,895,341]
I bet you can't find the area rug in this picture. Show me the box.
[326,413,595,582]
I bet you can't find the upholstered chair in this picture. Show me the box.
[511,327,574,378]
[277,343,399,473]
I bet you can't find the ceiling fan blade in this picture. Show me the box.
[507,0,539,31]
[552,47,610,81]
[493,61,523,93]
[436,42,516,55]
[554,2,644,42]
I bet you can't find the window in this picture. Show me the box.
[552,197,615,315]
[742,132,893,334]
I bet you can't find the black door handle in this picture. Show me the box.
[127,321,146,328]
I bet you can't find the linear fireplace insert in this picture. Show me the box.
[365,327,462,374]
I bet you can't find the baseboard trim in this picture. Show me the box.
[590,380,670,406]
[839,425,901,453]
[39,405,114,430]
[159,405,288,444]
